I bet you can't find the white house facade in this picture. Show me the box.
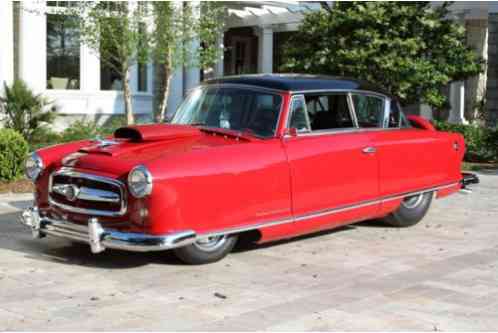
[0,1,497,129]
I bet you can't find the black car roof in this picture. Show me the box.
[205,74,394,98]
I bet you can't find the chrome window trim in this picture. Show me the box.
[200,181,460,238]
[284,123,416,139]
[288,94,312,133]
[383,97,392,128]
[283,90,415,138]
[49,167,127,217]
[347,92,359,128]
[290,89,389,99]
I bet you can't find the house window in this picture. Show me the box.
[99,19,123,91]
[137,23,148,92]
[47,2,77,8]
[137,63,147,92]
[46,14,80,90]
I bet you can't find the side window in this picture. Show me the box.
[307,94,355,131]
[400,112,411,128]
[289,95,311,133]
[352,94,384,128]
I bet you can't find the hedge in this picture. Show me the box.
[433,121,498,163]
[0,129,29,181]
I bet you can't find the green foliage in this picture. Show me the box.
[66,2,226,123]
[0,80,57,142]
[151,2,225,72]
[151,2,225,121]
[0,129,29,181]
[30,117,128,151]
[30,126,61,151]
[434,121,498,162]
[59,120,101,143]
[283,2,483,108]
[59,118,126,143]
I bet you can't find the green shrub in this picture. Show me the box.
[30,127,62,151]
[0,80,57,142]
[59,120,100,143]
[25,116,130,150]
[100,116,127,136]
[58,117,127,143]
[0,129,29,181]
[434,121,498,162]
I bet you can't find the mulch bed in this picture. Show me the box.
[0,179,34,194]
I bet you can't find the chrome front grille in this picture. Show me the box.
[49,168,127,217]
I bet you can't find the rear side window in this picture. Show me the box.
[352,94,384,128]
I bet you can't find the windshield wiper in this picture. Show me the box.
[199,127,247,139]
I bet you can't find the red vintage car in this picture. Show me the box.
[20,74,478,264]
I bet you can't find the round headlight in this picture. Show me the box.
[128,165,153,198]
[25,153,44,181]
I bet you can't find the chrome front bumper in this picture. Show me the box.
[19,207,196,253]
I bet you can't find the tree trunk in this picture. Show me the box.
[157,66,172,122]
[123,67,135,125]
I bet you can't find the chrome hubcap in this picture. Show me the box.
[194,235,227,252]
[401,194,424,209]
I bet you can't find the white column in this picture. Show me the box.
[19,1,46,92]
[449,81,467,124]
[257,26,273,73]
[80,44,100,91]
[213,32,224,78]
[184,1,200,92]
[0,0,14,93]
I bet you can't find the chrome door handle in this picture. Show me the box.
[362,147,377,154]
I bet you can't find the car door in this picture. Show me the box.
[361,98,459,198]
[282,93,379,234]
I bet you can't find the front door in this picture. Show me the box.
[282,93,379,234]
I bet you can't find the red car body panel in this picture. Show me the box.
[32,79,466,246]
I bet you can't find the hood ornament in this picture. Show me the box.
[93,136,119,148]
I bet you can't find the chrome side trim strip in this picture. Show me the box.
[200,181,460,238]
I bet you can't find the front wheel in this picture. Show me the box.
[382,192,433,227]
[173,234,238,265]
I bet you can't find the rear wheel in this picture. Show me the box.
[173,234,238,265]
[382,192,433,227]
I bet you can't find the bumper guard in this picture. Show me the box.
[460,172,480,194]
[19,207,197,253]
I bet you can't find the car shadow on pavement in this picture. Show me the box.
[233,224,356,253]
[0,210,185,269]
[1,205,381,268]
[4,199,33,211]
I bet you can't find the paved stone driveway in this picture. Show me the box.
[0,171,497,331]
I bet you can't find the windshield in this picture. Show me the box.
[171,86,283,138]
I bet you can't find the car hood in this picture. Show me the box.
[62,124,248,176]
